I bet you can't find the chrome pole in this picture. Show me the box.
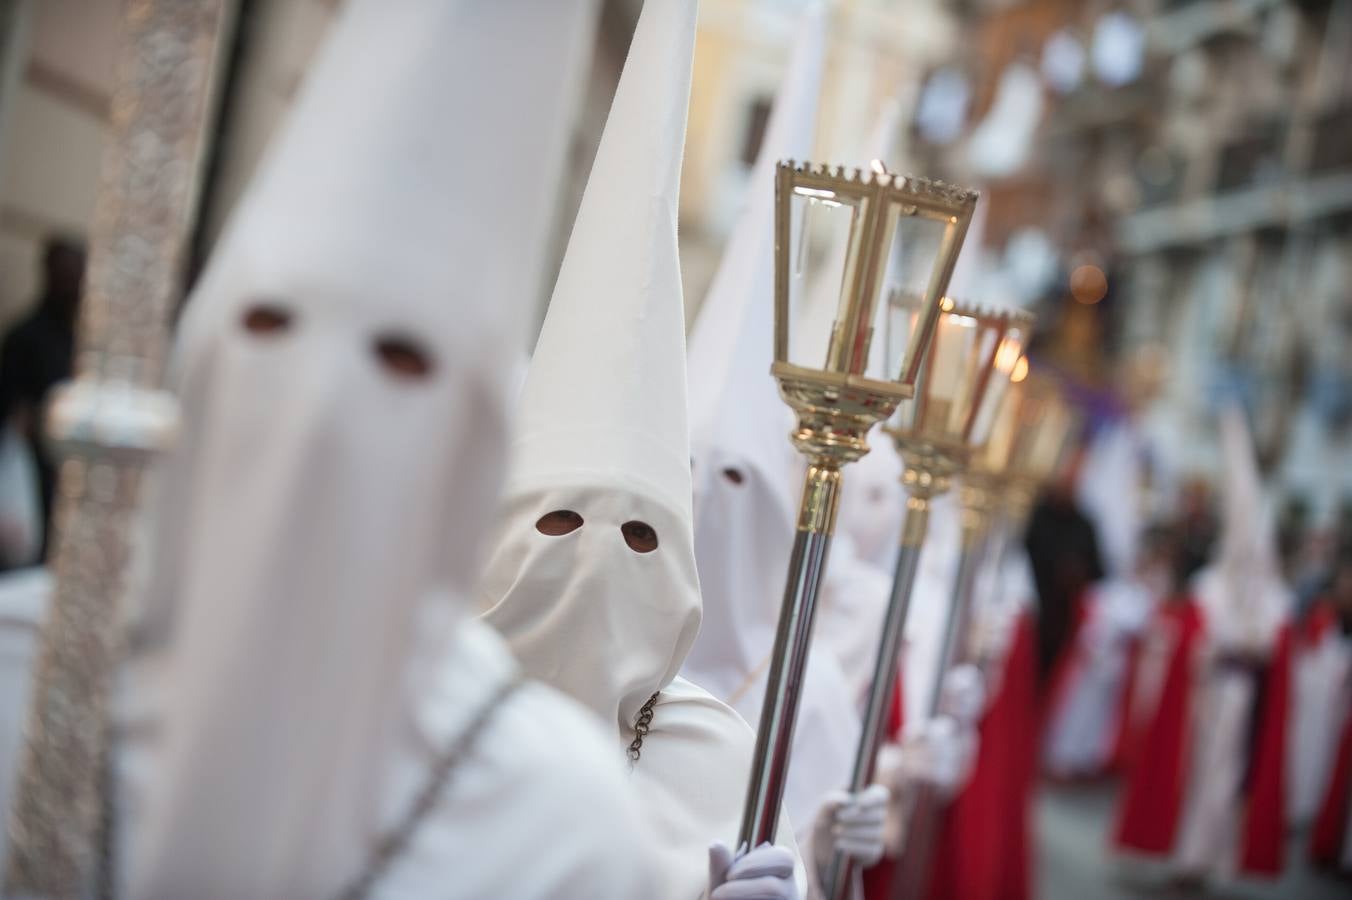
[825,495,930,900]
[739,462,841,847]
[925,520,986,716]
[890,515,990,900]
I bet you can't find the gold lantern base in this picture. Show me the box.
[773,364,906,467]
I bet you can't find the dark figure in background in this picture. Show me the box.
[1174,477,1218,586]
[1024,444,1105,686]
[0,235,86,561]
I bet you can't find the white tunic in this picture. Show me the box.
[1289,622,1352,824]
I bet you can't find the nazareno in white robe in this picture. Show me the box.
[479,0,804,892]
[123,1,670,896]
[480,484,805,898]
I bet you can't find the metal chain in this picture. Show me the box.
[336,673,524,900]
[626,691,660,765]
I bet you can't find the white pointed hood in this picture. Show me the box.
[1193,404,1291,650]
[505,5,696,518]
[481,0,700,733]
[478,6,807,887]
[683,3,826,692]
[129,1,598,894]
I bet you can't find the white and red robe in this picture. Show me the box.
[1289,601,1352,826]
[1043,577,1159,779]
[1113,595,1291,877]
[1308,602,1352,872]
[861,552,1040,900]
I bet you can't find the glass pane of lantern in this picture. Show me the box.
[922,311,981,439]
[786,185,868,372]
[975,371,1025,475]
[874,204,958,383]
[968,326,1029,445]
[880,288,924,390]
[888,303,980,441]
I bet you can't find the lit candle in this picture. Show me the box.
[979,381,1022,472]
[930,312,976,402]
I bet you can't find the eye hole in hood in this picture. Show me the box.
[373,333,435,380]
[241,304,294,337]
[536,509,584,535]
[621,520,658,553]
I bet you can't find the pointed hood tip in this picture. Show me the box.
[1216,402,1276,564]
[510,0,699,518]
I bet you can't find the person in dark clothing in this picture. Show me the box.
[1024,443,1106,686]
[0,234,86,561]
[1174,476,1218,586]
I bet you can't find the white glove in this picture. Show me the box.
[971,597,1018,665]
[708,841,799,900]
[874,744,911,852]
[810,784,890,883]
[893,716,977,798]
[940,664,986,727]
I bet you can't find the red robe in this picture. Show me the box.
[927,610,1039,900]
[861,611,1039,900]
[1237,626,1291,874]
[1114,599,1203,854]
[861,669,906,899]
[1308,601,1352,871]
[1112,597,1291,875]
[1107,632,1144,773]
[1310,700,1352,868]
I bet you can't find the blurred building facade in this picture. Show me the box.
[899,0,1352,526]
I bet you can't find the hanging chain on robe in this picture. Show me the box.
[627,691,661,764]
[336,673,525,900]
[3,2,229,895]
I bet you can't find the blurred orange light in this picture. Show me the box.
[1070,265,1107,304]
[1011,355,1029,383]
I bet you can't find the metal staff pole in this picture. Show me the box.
[823,485,941,899]
[926,506,988,715]
[858,497,929,795]
[889,502,989,900]
[739,161,977,849]
[739,461,842,845]
[4,2,229,895]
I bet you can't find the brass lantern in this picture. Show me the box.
[740,161,978,850]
